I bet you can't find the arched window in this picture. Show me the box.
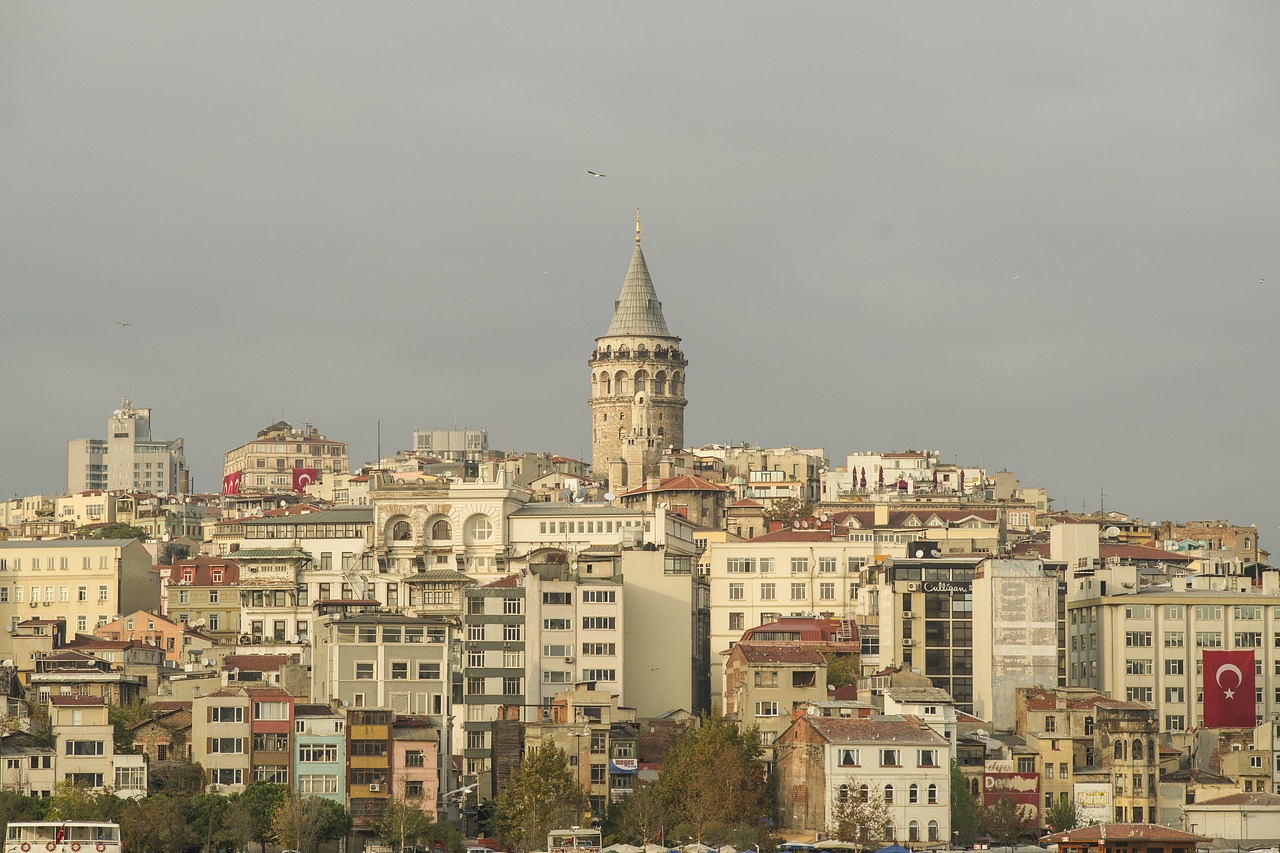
[391,520,411,541]
[657,427,664,437]
[634,370,648,393]
[465,515,493,544]
[883,823,896,842]
[838,784,849,803]
[1149,738,1157,762]
[908,821,920,843]
[672,371,683,396]
[927,783,938,804]
[1115,740,1124,759]
[909,784,919,804]
[430,519,451,541]
[970,778,979,796]
[653,371,666,394]
[928,821,940,842]
[1132,738,1144,761]
[883,784,894,805]
[614,371,629,395]
[858,784,869,802]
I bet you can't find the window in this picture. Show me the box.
[502,676,521,695]
[466,515,493,542]
[1166,658,1185,675]
[298,774,339,794]
[1125,631,1152,647]
[418,663,441,680]
[818,557,836,573]
[65,740,104,756]
[1165,631,1185,648]
[883,784,894,804]
[582,617,616,630]
[355,663,374,679]
[754,701,778,717]
[791,583,806,600]
[927,784,938,804]
[819,583,835,600]
[759,583,776,600]
[790,558,809,574]
[582,589,615,603]
[1196,632,1223,649]
[390,662,408,680]
[729,612,744,631]
[1044,715,1056,732]
[754,671,777,687]
[254,702,288,720]
[919,749,938,767]
[838,748,860,766]
[298,743,339,762]
[728,583,744,601]
[208,737,245,754]
[210,706,243,723]
[880,749,900,767]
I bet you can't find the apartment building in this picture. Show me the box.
[0,540,160,655]
[67,399,189,494]
[1015,687,1160,823]
[412,427,490,463]
[50,696,147,796]
[723,643,827,758]
[294,703,347,804]
[165,557,242,641]
[774,714,951,843]
[707,525,907,699]
[221,420,349,495]
[0,734,55,796]
[391,716,440,808]
[193,689,253,793]
[345,707,393,832]
[1066,566,1280,732]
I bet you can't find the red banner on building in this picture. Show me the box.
[1203,649,1256,727]
[292,468,319,493]
[222,471,242,495]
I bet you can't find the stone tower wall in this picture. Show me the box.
[589,334,687,484]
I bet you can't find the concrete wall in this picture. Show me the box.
[973,559,1059,731]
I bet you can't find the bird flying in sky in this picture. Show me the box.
[587,171,605,178]
[115,321,132,327]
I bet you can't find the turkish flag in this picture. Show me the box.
[292,468,319,493]
[221,471,242,495]
[1203,649,1256,727]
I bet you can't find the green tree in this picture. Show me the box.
[419,818,464,853]
[190,793,232,853]
[491,743,581,853]
[822,652,859,689]
[950,761,980,846]
[981,795,1033,846]
[828,783,888,852]
[373,786,437,853]
[656,711,767,847]
[762,498,813,525]
[89,523,149,541]
[223,796,258,853]
[1044,798,1078,834]
[237,780,289,853]
[119,794,191,853]
[108,699,153,755]
[273,792,353,853]
[0,790,47,826]
[46,781,120,822]
[606,782,667,845]
[149,760,205,796]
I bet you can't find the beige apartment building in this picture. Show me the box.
[1067,565,1280,732]
[222,420,349,494]
[0,540,160,655]
[723,643,827,757]
[66,399,189,495]
[193,689,253,793]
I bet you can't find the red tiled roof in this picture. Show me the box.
[1100,543,1195,563]
[729,499,764,508]
[1043,825,1208,843]
[795,715,949,745]
[245,686,294,700]
[486,575,520,588]
[1191,791,1280,807]
[622,475,730,496]
[1021,687,1150,712]
[731,643,826,665]
[168,557,241,585]
[150,701,193,713]
[751,529,835,543]
[49,696,104,706]
[740,617,859,645]
[223,654,291,672]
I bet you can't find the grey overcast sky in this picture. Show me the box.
[2,3,1278,537]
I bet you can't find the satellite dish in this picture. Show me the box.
[604,492,616,502]
[914,549,926,558]
[827,684,835,691]
[1106,526,1121,538]
[820,514,830,523]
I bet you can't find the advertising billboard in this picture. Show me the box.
[1074,783,1112,825]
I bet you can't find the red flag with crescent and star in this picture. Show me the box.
[221,471,242,495]
[1203,649,1256,727]
[292,468,318,494]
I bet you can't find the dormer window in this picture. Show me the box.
[212,570,222,583]
[183,570,194,583]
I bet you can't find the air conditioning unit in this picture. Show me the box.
[368,783,381,792]
[902,638,914,646]
[564,656,575,664]
[907,582,919,592]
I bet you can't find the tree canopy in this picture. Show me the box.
[491,743,582,853]
[654,711,768,847]
[828,782,889,852]
[950,761,980,846]
[89,522,149,541]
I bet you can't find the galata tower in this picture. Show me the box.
[589,214,687,491]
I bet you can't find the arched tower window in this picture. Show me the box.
[634,370,648,393]
[430,519,452,541]
[391,520,411,541]
[1132,738,1143,761]
[653,371,666,394]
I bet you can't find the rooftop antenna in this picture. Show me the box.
[377,420,381,467]
[635,209,642,244]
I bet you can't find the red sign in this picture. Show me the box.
[222,471,242,495]
[983,772,1040,822]
[1203,649,1256,727]
[292,468,319,493]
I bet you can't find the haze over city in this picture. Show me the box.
[3,2,1278,534]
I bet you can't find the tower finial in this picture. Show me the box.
[635,209,641,244]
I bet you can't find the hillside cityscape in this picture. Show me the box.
[0,231,1270,853]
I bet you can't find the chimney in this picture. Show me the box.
[874,503,889,527]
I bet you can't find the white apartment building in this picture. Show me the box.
[1067,565,1280,733]
[0,540,160,657]
[706,528,908,699]
[67,399,188,494]
[412,427,489,463]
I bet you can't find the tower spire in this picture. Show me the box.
[635,208,641,244]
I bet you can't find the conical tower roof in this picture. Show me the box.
[604,243,673,338]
